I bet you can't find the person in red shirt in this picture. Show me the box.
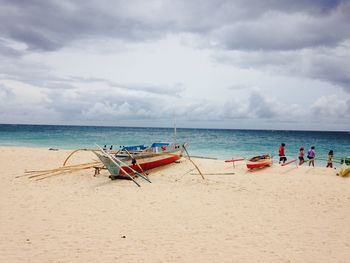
[279,143,287,164]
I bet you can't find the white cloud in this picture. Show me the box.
[311,95,350,119]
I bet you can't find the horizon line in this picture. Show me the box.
[0,123,349,133]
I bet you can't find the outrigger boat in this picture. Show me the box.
[246,155,272,169]
[94,142,187,180]
[24,141,191,186]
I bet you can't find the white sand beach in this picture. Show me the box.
[1,147,350,263]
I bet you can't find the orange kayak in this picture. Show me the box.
[246,155,272,169]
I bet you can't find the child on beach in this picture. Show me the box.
[298,146,305,165]
[279,143,287,164]
[307,146,316,167]
[326,150,334,168]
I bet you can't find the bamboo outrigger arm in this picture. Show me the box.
[63,148,97,166]
[183,144,205,180]
[62,148,121,166]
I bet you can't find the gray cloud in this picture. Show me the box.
[0,84,15,100]
[311,95,350,119]
[305,46,350,90]
[0,41,24,58]
[227,84,252,90]
[214,41,350,92]
[0,83,59,125]
[212,8,350,51]
[248,92,277,118]
[0,55,186,98]
[0,0,348,53]
[68,77,185,97]
[222,91,287,120]
[0,0,164,52]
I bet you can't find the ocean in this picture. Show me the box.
[0,124,349,165]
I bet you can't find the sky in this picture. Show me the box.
[0,0,349,131]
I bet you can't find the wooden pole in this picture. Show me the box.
[224,158,245,163]
[25,161,100,174]
[24,162,99,175]
[35,166,93,181]
[191,172,235,175]
[28,164,98,179]
[183,144,205,180]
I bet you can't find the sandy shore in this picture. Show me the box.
[1,147,350,263]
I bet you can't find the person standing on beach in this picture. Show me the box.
[326,150,334,168]
[279,143,287,164]
[307,146,316,167]
[298,146,305,165]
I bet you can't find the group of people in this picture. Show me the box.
[278,143,334,168]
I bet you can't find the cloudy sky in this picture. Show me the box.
[0,0,349,131]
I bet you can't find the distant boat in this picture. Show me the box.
[94,142,187,179]
[246,155,272,169]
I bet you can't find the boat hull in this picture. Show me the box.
[120,154,180,175]
[246,155,272,169]
[246,160,272,169]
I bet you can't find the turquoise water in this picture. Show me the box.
[0,124,349,165]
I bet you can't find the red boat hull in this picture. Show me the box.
[246,160,272,169]
[120,154,180,175]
